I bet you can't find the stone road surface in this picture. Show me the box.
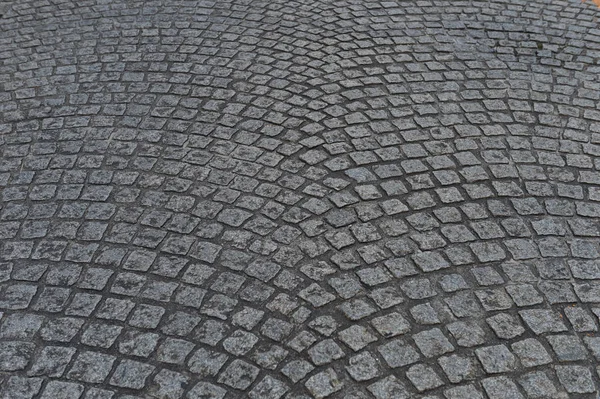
[2,0,600,398]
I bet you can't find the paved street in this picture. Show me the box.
[2,0,600,397]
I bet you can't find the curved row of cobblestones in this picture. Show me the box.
[2,0,600,398]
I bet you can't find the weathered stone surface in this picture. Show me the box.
[1,0,600,396]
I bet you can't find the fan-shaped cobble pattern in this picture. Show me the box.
[2,0,600,398]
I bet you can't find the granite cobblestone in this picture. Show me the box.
[2,0,600,397]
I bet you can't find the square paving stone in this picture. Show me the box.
[564,307,597,332]
[546,334,588,361]
[584,336,600,360]
[367,375,409,399]
[67,351,116,383]
[308,339,345,366]
[40,381,84,399]
[217,359,259,390]
[505,284,544,307]
[475,289,513,311]
[447,321,486,347]
[0,284,38,310]
[406,363,444,392]
[338,325,377,351]
[248,376,289,399]
[486,313,525,339]
[109,360,155,389]
[444,291,483,318]
[377,339,420,368]
[149,369,188,399]
[410,303,440,325]
[156,338,195,364]
[28,346,76,377]
[81,323,122,348]
[519,309,567,334]
[475,345,516,373]
[304,368,343,399]
[443,385,484,399]
[413,328,454,358]
[0,313,44,339]
[281,360,314,383]
[287,331,317,353]
[338,298,377,320]
[299,283,336,307]
[118,329,160,357]
[232,307,265,330]
[195,320,229,346]
[187,382,226,399]
[252,344,289,370]
[346,352,380,381]
[66,293,102,317]
[482,376,524,399]
[187,348,228,377]
[0,376,43,399]
[370,312,411,338]
[510,338,552,368]
[517,371,559,399]
[438,354,477,383]
[555,365,596,393]
[260,318,293,342]
[0,341,35,371]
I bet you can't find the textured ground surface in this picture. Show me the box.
[2,0,600,398]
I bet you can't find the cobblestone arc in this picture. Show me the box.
[2,0,600,398]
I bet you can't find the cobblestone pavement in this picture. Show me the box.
[2,0,600,398]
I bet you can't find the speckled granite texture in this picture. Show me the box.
[1,0,600,398]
